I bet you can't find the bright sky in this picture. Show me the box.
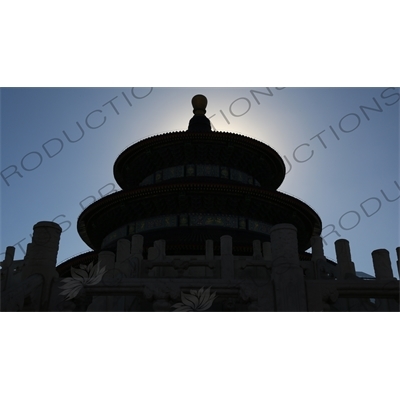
[1,87,399,279]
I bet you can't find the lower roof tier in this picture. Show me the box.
[77,182,322,252]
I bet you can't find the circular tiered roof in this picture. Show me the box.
[70,95,322,264]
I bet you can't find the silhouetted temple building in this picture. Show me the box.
[1,95,399,311]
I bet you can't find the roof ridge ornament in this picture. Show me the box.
[188,94,212,132]
[192,94,208,116]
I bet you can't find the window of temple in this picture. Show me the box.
[101,214,272,248]
[139,165,261,187]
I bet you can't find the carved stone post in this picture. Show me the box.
[270,224,307,311]
[334,239,356,279]
[22,221,61,306]
[311,236,325,261]
[311,236,327,279]
[116,239,133,278]
[1,246,15,292]
[371,249,394,279]
[148,240,165,261]
[221,235,234,280]
[131,235,144,278]
[87,251,116,311]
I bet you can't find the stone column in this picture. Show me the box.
[221,235,234,280]
[311,236,326,279]
[87,251,115,312]
[22,221,61,306]
[116,239,132,277]
[1,246,15,291]
[334,239,356,279]
[270,224,307,311]
[130,235,144,278]
[371,249,394,279]
[148,240,166,261]
[155,240,166,259]
[311,236,325,261]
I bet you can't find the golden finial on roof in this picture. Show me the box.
[192,94,208,116]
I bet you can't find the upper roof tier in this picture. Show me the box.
[114,95,286,191]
